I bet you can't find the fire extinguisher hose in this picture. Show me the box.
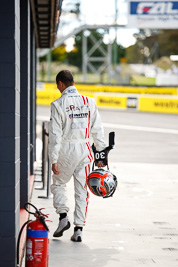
[16,219,32,267]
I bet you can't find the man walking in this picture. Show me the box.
[48,70,106,242]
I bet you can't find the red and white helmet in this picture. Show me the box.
[87,168,117,198]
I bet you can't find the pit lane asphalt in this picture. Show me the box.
[27,106,178,267]
[36,106,178,164]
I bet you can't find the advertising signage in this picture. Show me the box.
[128,1,178,28]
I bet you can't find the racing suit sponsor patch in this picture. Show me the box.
[66,105,89,112]
[67,88,77,93]
[69,113,88,119]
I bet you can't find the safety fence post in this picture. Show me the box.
[42,121,49,189]
[37,121,53,199]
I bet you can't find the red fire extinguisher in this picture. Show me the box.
[17,203,49,267]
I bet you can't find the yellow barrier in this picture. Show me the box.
[43,83,178,95]
[139,97,178,114]
[37,90,94,106]
[36,83,178,114]
[74,91,94,98]
[36,91,61,106]
[96,95,127,109]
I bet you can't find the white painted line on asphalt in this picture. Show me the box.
[103,122,178,135]
[36,124,42,134]
[36,138,42,162]
[37,116,178,135]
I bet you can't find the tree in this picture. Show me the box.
[66,33,83,69]
[66,30,106,70]
[66,30,126,69]
[51,45,67,62]
[126,44,142,63]
[126,29,178,64]
[158,30,178,57]
[117,44,126,63]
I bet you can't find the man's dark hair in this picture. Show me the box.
[56,70,74,87]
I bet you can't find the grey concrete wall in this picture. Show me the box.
[0,0,38,265]
[20,0,31,206]
[0,0,21,266]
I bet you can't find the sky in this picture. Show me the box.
[58,0,139,49]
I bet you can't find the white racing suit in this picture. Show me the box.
[48,86,106,226]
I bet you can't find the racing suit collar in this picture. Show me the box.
[61,86,78,96]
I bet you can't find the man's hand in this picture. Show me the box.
[52,163,60,175]
[97,161,106,168]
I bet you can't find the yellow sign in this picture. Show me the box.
[75,91,94,98]
[139,97,178,114]
[43,83,178,95]
[45,83,57,90]
[36,91,61,106]
[37,90,94,106]
[36,83,178,114]
[96,95,127,109]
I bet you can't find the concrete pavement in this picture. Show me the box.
[28,161,178,267]
[22,108,178,267]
